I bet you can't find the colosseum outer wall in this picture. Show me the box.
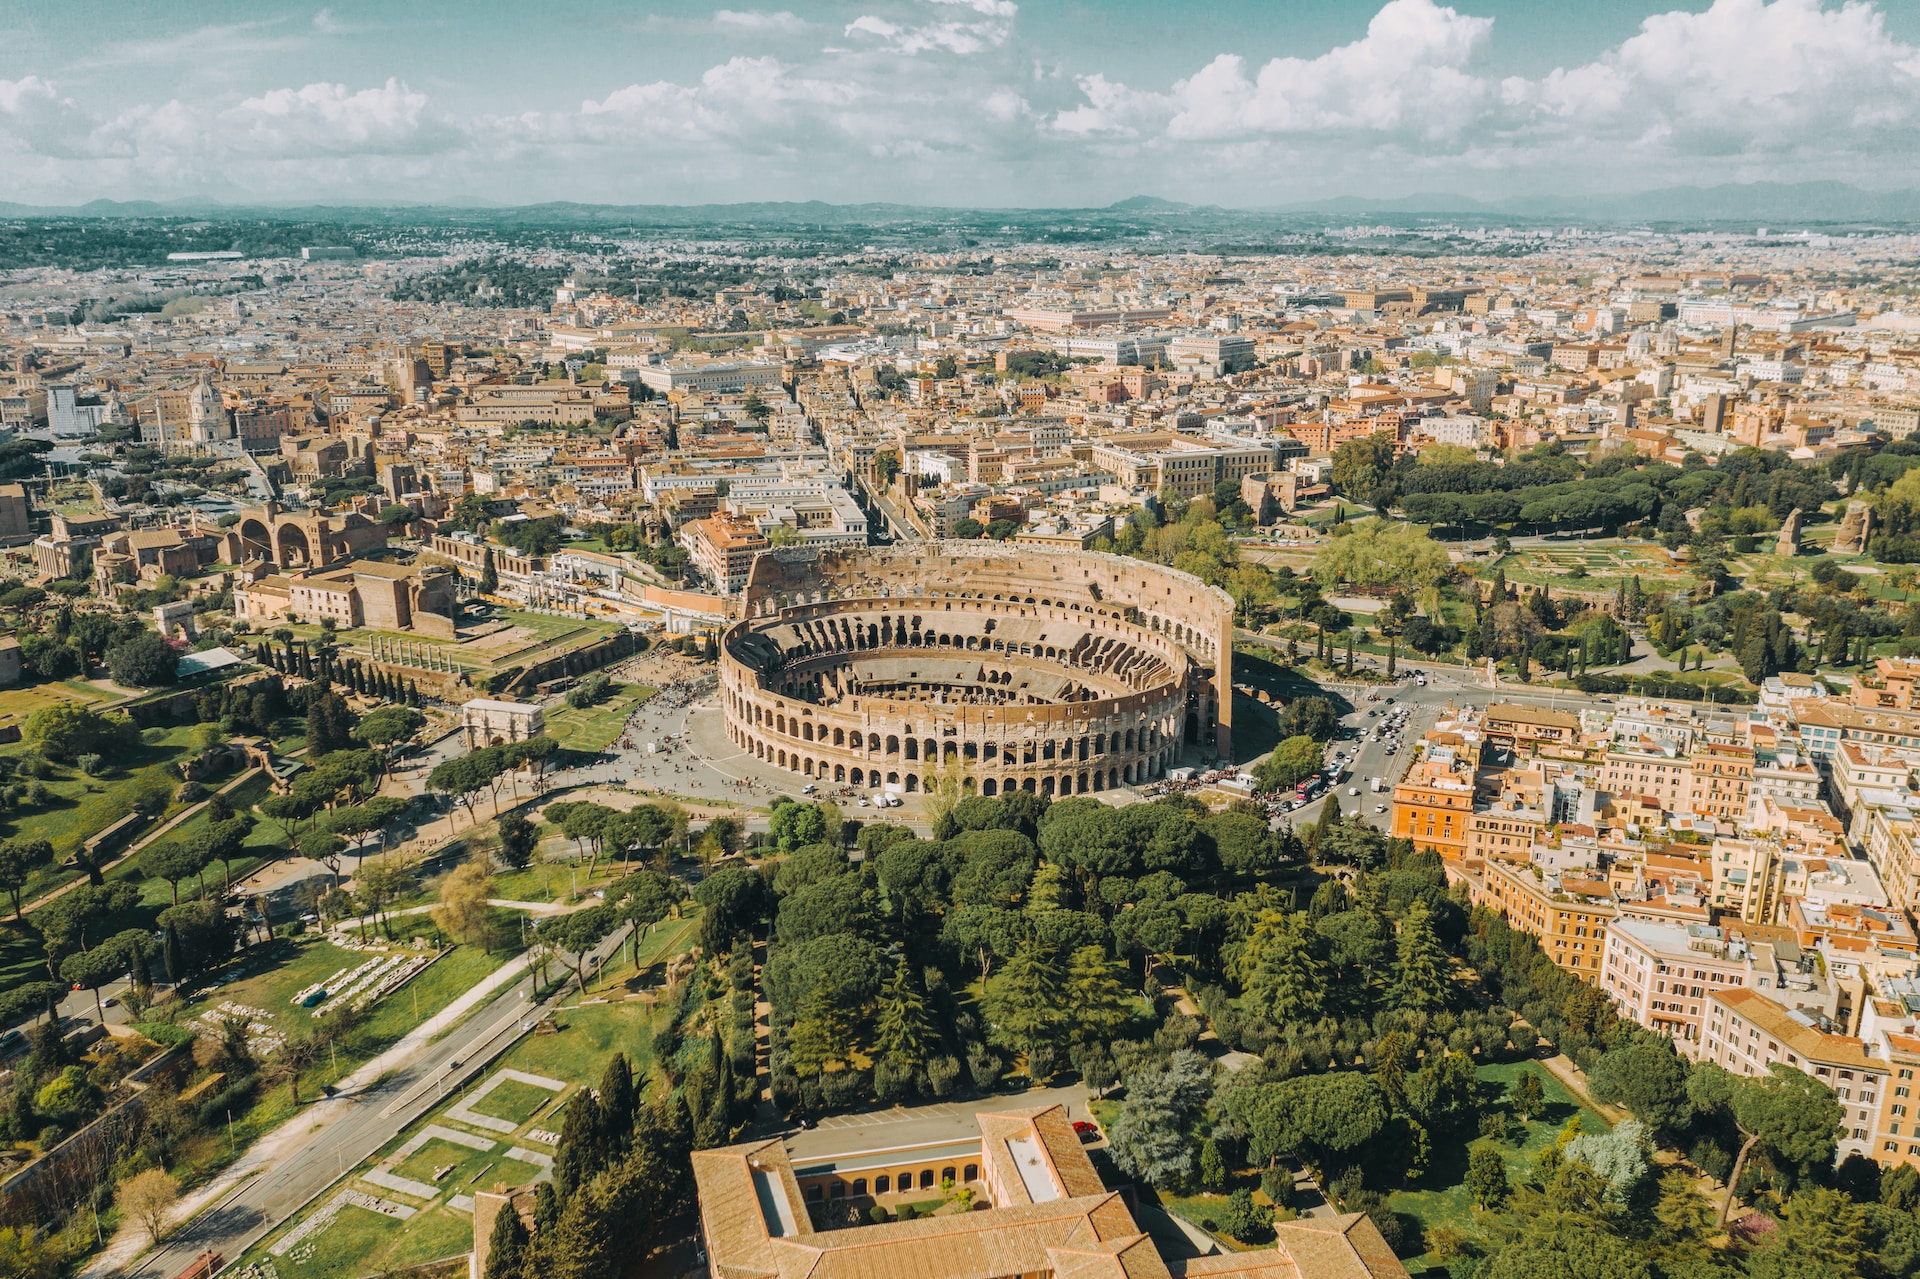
[720,542,1236,799]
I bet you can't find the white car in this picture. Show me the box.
[1347,786,1360,796]
[1374,804,1387,814]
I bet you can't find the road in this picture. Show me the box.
[117,926,632,1279]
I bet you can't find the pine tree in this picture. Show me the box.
[980,943,1069,1060]
[1066,945,1132,1043]
[873,963,937,1071]
[532,1182,561,1234]
[1387,899,1452,1013]
[485,1200,530,1279]
[1241,912,1327,1023]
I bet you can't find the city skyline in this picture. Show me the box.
[4,0,1920,209]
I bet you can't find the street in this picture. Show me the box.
[116,924,634,1279]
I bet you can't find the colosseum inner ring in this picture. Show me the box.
[721,542,1235,799]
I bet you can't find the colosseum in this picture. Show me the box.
[720,542,1235,799]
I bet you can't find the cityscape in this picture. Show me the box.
[6,4,1920,1279]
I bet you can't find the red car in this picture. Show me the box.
[1073,1120,1100,1142]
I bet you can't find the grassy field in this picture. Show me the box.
[169,936,522,1189]
[237,912,700,1279]
[1389,1060,1612,1266]
[543,682,657,753]
[467,1077,556,1127]
[0,680,118,731]
[0,723,201,864]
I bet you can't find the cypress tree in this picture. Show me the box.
[480,549,499,595]
[599,1054,636,1153]
[554,1087,605,1198]
[532,1182,560,1235]
[484,1201,530,1279]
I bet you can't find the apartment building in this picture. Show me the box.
[680,513,769,595]
[1485,702,1581,753]
[1602,918,1753,1051]
[1468,857,1619,983]
[1600,744,1692,812]
[1701,988,1882,1164]
[1465,797,1547,865]
[1390,754,1475,860]
[1687,741,1754,821]
[1708,836,1782,924]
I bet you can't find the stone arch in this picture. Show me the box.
[276,522,313,567]
[982,778,998,796]
[905,774,919,792]
[237,518,273,561]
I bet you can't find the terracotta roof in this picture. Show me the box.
[694,1114,1410,1279]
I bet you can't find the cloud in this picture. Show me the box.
[844,0,1017,56]
[712,9,807,33]
[8,0,1920,206]
[1509,0,1920,154]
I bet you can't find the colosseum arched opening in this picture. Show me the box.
[721,543,1235,801]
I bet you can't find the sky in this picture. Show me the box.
[3,0,1920,209]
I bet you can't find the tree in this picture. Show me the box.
[1253,735,1323,792]
[1067,944,1134,1043]
[355,704,425,760]
[1466,1141,1510,1208]
[498,812,538,869]
[106,633,178,688]
[1107,1050,1212,1187]
[1695,1062,1845,1222]
[1275,696,1340,742]
[61,942,128,1023]
[1386,899,1451,1012]
[115,1168,180,1245]
[768,799,828,851]
[1567,1118,1652,1204]
[0,837,52,919]
[873,448,902,487]
[434,861,495,950]
[429,755,489,825]
[1510,1070,1546,1120]
[23,703,138,763]
[1239,912,1328,1024]
[1330,433,1398,504]
[538,906,619,994]
[872,962,937,1074]
[981,942,1069,1060]
[306,685,359,759]
[1588,1034,1693,1135]
[354,856,412,937]
[484,1198,531,1279]
[1313,522,1451,595]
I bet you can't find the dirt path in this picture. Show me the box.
[19,766,265,918]
[1538,1051,1631,1124]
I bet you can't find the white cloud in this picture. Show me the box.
[712,10,807,33]
[9,0,1920,206]
[844,0,1016,56]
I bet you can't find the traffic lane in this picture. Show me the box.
[125,963,543,1278]
[131,921,635,1275]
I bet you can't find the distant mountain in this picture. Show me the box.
[2,183,1919,227]
[1107,195,1194,212]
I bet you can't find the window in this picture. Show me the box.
[964,1164,978,1181]
[852,1178,867,1196]
[876,1175,891,1194]
[921,1170,935,1189]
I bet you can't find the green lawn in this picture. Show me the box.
[0,723,201,864]
[0,681,119,731]
[261,1195,472,1279]
[467,1077,557,1127]
[1389,1060,1611,1265]
[234,913,699,1279]
[543,682,658,753]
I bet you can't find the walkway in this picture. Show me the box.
[18,766,264,919]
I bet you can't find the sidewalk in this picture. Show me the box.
[77,951,535,1279]
[21,766,265,919]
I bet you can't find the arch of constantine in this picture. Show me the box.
[720,542,1234,799]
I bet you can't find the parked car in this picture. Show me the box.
[1073,1120,1100,1141]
